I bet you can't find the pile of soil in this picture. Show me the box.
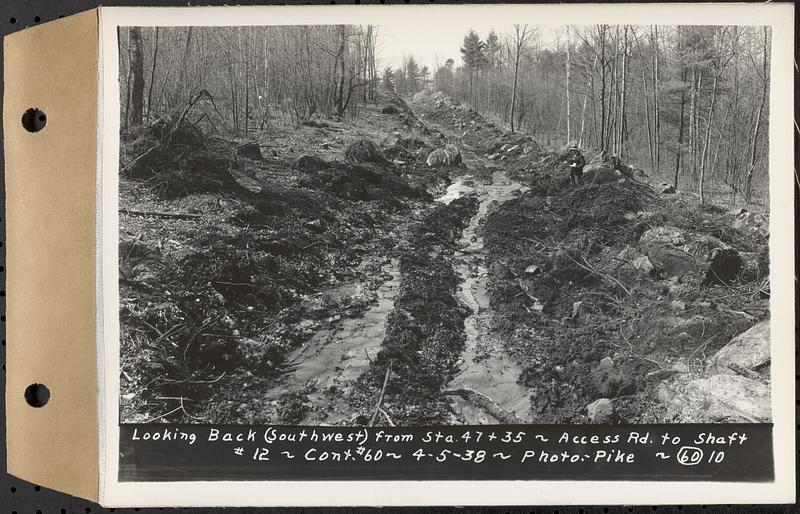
[122,118,259,198]
[298,160,429,203]
[481,164,770,423]
[348,195,480,425]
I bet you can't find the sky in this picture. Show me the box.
[376,20,561,71]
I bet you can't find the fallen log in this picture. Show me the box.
[444,388,527,424]
[119,209,201,220]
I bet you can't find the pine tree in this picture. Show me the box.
[405,55,420,92]
[382,66,396,94]
[460,30,486,104]
[484,30,503,69]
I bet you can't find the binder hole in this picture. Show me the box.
[34,16,41,23]
[9,17,16,24]
[24,383,50,407]
[22,108,47,132]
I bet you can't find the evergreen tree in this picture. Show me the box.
[382,66,396,94]
[405,55,420,92]
[461,30,486,104]
[484,30,503,69]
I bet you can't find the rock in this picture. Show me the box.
[524,264,541,275]
[617,246,654,272]
[670,300,686,311]
[296,154,329,171]
[583,164,621,185]
[426,145,462,167]
[685,374,770,422]
[597,357,614,371]
[237,142,264,160]
[657,384,677,404]
[228,167,263,193]
[659,183,676,194]
[586,398,614,422]
[647,244,696,279]
[731,210,769,237]
[303,218,326,233]
[640,226,688,248]
[709,320,770,373]
[571,301,587,320]
[344,139,386,164]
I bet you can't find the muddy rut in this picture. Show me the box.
[261,103,536,425]
[436,170,533,424]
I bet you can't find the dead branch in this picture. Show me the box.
[727,363,760,380]
[443,388,526,424]
[565,253,632,296]
[369,360,392,427]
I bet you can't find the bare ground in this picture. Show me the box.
[120,92,770,426]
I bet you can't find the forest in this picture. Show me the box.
[119,24,770,204]
[118,23,771,427]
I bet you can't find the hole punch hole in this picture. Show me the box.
[21,108,47,133]
[24,383,50,407]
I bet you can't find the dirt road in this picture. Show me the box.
[121,92,770,426]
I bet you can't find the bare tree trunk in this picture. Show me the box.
[652,26,661,172]
[129,27,145,127]
[745,27,769,203]
[699,73,719,204]
[122,28,132,130]
[674,65,687,190]
[638,42,654,173]
[565,27,571,143]
[145,27,159,124]
[618,26,628,156]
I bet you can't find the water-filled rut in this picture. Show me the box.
[266,258,401,423]
[437,169,534,424]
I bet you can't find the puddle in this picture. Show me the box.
[268,259,401,423]
[445,169,534,424]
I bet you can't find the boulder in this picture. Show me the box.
[586,398,614,422]
[344,139,386,164]
[597,357,614,371]
[228,167,263,193]
[426,145,462,167]
[296,154,329,171]
[659,183,676,194]
[683,235,743,285]
[709,320,770,373]
[617,246,654,273]
[646,244,696,279]
[731,210,769,237]
[237,142,264,160]
[583,165,621,185]
[685,374,770,422]
[639,226,688,248]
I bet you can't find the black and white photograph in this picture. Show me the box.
[116,17,773,429]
